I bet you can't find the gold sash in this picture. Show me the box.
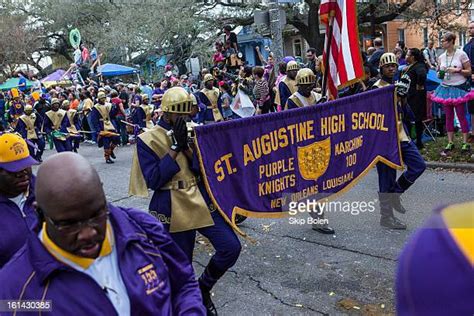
[19,114,38,140]
[286,91,320,109]
[46,109,66,130]
[274,76,297,106]
[129,125,214,232]
[140,105,154,129]
[94,104,116,132]
[67,109,79,134]
[202,88,219,108]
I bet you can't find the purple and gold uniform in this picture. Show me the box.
[63,101,82,152]
[0,205,206,315]
[90,92,120,163]
[133,95,154,129]
[396,202,474,315]
[15,106,45,161]
[195,74,223,124]
[44,98,72,153]
[275,61,298,109]
[130,87,240,314]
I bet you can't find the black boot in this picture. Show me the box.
[311,205,335,234]
[391,193,407,214]
[378,193,407,230]
[199,284,218,316]
[106,158,114,164]
[380,215,407,230]
[110,151,116,159]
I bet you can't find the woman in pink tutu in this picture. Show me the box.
[430,32,473,153]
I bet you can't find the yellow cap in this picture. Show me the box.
[24,105,33,113]
[161,87,192,114]
[0,133,38,172]
[31,91,40,101]
[51,98,60,105]
[97,92,106,100]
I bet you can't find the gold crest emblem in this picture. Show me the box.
[297,138,331,181]
[12,142,25,156]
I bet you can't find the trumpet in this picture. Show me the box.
[166,121,199,141]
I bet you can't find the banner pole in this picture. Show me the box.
[321,10,336,99]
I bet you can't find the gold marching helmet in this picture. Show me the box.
[296,68,316,85]
[379,53,398,68]
[141,94,149,101]
[161,87,192,114]
[97,91,106,100]
[51,98,60,105]
[24,105,33,114]
[286,60,300,72]
[203,74,215,83]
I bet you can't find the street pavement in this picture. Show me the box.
[40,144,474,316]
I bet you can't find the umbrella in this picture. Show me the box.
[0,78,33,91]
[426,69,441,92]
[97,63,138,77]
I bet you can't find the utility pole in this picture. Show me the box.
[268,0,284,62]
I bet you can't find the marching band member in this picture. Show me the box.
[285,68,322,109]
[15,105,45,162]
[0,133,39,268]
[195,74,224,124]
[90,92,120,164]
[276,60,299,111]
[44,98,72,153]
[7,88,25,129]
[62,100,82,153]
[372,53,426,230]
[133,94,154,130]
[0,153,206,315]
[130,87,241,315]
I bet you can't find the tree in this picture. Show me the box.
[194,0,420,55]
[0,13,42,77]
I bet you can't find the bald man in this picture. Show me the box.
[0,153,205,315]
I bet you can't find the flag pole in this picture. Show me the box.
[321,10,336,99]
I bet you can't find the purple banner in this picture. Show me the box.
[194,86,403,231]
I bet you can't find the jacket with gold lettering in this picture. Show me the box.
[129,119,214,233]
[15,113,43,140]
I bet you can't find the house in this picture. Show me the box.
[360,0,474,52]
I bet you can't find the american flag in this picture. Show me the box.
[319,0,365,99]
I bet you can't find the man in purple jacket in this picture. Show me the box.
[396,201,474,315]
[0,153,205,315]
[0,133,39,268]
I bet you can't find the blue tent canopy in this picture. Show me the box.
[97,63,138,77]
